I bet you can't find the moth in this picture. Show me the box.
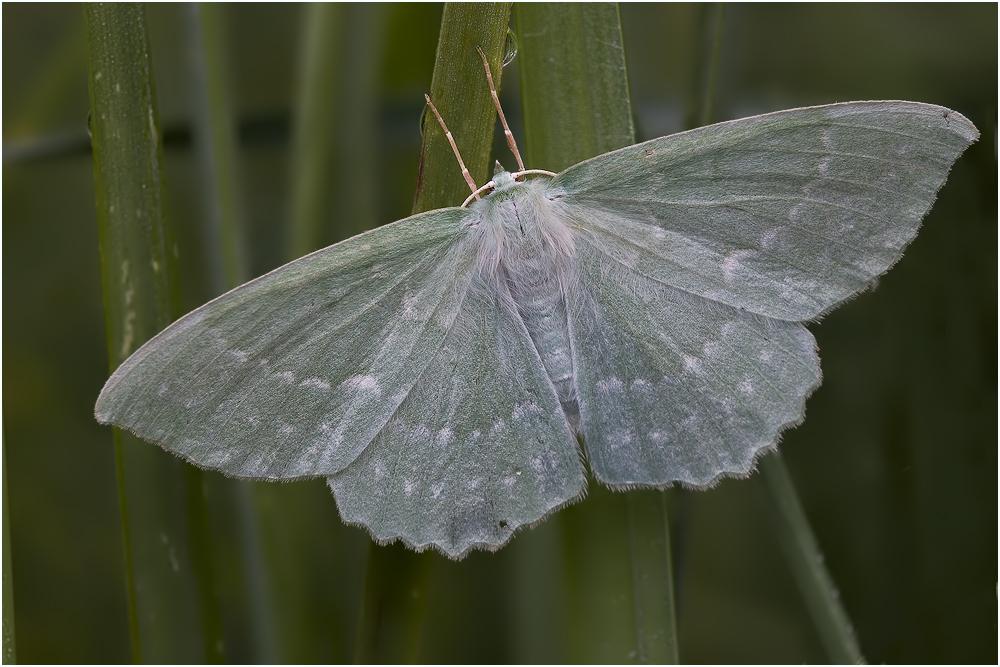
[95,53,978,559]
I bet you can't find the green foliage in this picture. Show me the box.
[84,4,222,662]
[2,3,995,663]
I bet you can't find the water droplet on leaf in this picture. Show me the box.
[502,29,517,67]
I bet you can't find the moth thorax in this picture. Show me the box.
[473,182,574,285]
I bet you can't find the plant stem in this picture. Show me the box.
[184,6,279,661]
[351,4,512,661]
[3,430,17,665]
[287,2,342,257]
[758,453,866,664]
[84,3,222,661]
[412,2,513,213]
[188,2,248,295]
[699,3,725,128]
[516,3,679,662]
[353,543,433,664]
[515,2,634,173]
[626,492,679,664]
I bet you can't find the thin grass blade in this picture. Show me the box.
[412,3,513,213]
[84,3,223,661]
[759,453,866,664]
[515,3,679,663]
[183,5,279,662]
[3,430,16,665]
[353,4,512,662]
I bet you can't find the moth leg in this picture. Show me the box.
[424,93,480,198]
[476,46,525,173]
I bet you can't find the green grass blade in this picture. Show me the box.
[515,4,678,663]
[189,3,248,294]
[184,5,279,661]
[353,542,433,664]
[515,2,634,172]
[626,491,679,664]
[412,2,513,213]
[352,5,512,662]
[685,3,726,130]
[84,4,222,661]
[3,429,16,665]
[288,3,386,257]
[758,453,866,664]
[288,3,342,256]
[680,9,867,662]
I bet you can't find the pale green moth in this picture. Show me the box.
[95,58,978,559]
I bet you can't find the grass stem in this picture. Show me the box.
[85,4,222,660]
[758,452,866,664]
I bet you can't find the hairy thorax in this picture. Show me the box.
[467,174,580,428]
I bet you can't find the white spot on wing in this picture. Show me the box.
[276,371,295,383]
[683,355,702,375]
[739,379,754,395]
[760,228,781,250]
[401,293,424,321]
[722,249,756,282]
[301,377,330,390]
[404,479,415,496]
[512,402,542,420]
[596,377,623,394]
[431,483,444,499]
[345,375,380,393]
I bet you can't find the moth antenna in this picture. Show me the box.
[462,180,496,208]
[477,46,526,174]
[424,93,480,198]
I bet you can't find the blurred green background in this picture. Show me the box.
[3,3,995,663]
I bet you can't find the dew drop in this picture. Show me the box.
[515,468,522,476]
[502,29,518,67]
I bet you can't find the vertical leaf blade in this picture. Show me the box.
[3,430,16,666]
[759,453,866,664]
[84,4,221,661]
[516,2,634,172]
[412,2,513,213]
[184,5,279,662]
[515,3,678,663]
[353,4,512,662]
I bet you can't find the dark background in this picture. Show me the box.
[3,3,996,663]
